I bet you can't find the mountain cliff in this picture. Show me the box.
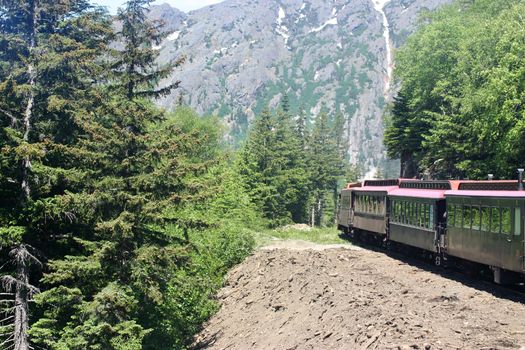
[151,0,452,176]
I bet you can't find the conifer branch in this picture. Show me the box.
[0,108,19,127]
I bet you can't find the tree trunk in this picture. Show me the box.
[15,2,38,349]
[400,150,417,179]
[21,0,38,201]
[13,246,29,350]
[317,198,322,227]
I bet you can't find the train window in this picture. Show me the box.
[447,204,455,227]
[456,205,463,228]
[414,203,418,227]
[501,208,511,235]
[395,201,401,222]
[420,204,425,228]
[481,207,491,232]
[410,202,416,226]
[490,207,501,233]
[419,204,425,228]
[514,208,521,236]
[425,204,431,229]
[422,204,426,228]
[429,204,434,229]
[471,206,481,231]
[462,206,471,229]
[426,204,431,229]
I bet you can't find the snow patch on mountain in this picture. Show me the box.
[371,0,393,94]
[167,30,181,41]
[275,6,290,44]
[310,17,338,33]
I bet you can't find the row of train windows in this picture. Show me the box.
[354,195,385,215]
[390,200,434,230]
[447,205,521,235]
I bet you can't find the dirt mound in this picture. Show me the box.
[194,246,525,350]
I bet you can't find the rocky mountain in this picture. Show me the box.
[150,0,452,177]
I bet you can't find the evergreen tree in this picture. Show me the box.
[27,0,195,346]
[384,91,420,178]
[0,1,112,347]
[307,111,344,226]
[295,106,308,150]
[280,92,290,114]
[238,106,310,226]
[112,0,184,100]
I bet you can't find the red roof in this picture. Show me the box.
[352,186,399,194]
[389,188,446,199]
[445,190,525,198]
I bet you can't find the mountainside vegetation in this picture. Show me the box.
[149,0,451,176]
[0,0,352,348]
[4,0,523,348]
[385,0,525,179]
[238,99,357,228]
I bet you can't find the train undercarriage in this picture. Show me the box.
[343,227,525,285]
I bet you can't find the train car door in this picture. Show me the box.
[500,200,524,272]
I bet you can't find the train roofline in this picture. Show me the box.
[445,190,525,198]
[388,188,446,199]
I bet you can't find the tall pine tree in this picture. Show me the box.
[0,1,112,348]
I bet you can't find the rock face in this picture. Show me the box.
[151,0,451,176]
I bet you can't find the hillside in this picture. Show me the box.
[150,0,451,175]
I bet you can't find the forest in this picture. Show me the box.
[384,0,525,180]
[0,0,352,348]
[2,0,525,348]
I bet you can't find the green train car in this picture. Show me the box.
[445,184,525,283]
[337,172,525,284]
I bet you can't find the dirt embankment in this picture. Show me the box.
[194,241,525,349]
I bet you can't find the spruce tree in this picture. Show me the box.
[113,0,184,100]
[0,1,112,348]
[307,111,344,226]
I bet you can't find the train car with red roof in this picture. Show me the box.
[336,170,525,284]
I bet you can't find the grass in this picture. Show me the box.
[254,225,350,247]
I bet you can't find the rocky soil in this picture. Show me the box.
[194,241,525,349]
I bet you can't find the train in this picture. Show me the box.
[336,170,525,284]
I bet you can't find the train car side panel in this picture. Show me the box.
[337,189,352,231]
[353,213,386,235]
[445,194,525,273]
[389,224,436,251]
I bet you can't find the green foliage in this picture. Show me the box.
[385,0,525,179]
[238,107,310,226]
[113,0,184,100]
[239,99,349,228]
[1,1,255,349]
[255,226,348,246]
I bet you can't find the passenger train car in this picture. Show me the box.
[337,173,525,284]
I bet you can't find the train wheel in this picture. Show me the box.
[435,255,441,267]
